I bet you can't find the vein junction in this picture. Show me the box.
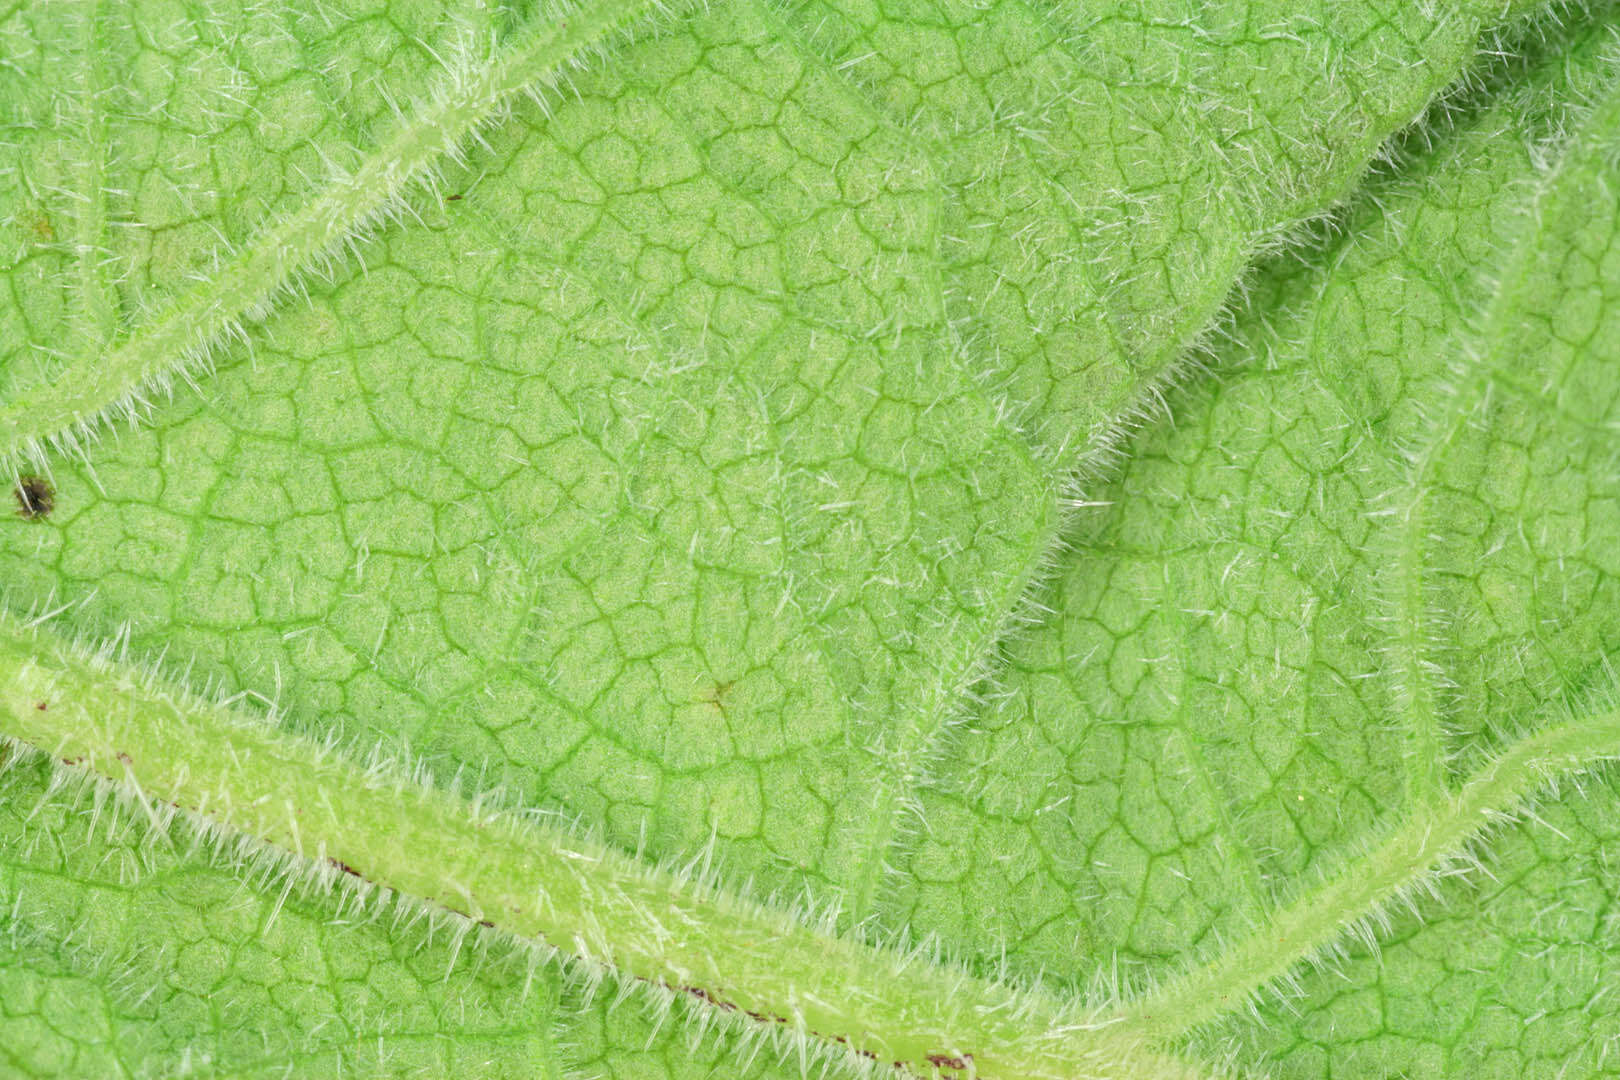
[1115,708,1620,1041]
[0,613,1198,1080]
[1,610,1615,1078]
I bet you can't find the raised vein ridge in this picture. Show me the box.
[1114,703,1620,1042]
[65,0,117,355]
[0,0,669,475]
[0,611,1223,1080]
[5,616,1616,1077]
[806,0,1556,922]
[1381,67,1620,805]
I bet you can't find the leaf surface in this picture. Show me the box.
[2,0,1618,1077]
[891,10,1620,1076]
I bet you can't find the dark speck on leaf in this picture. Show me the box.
[699,680,735,714]
[446,193,463,201]
[14,475,53,520]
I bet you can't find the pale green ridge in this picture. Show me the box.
[763,0,1552,455]
[884,2,1620,992]
[884,10,1620,1078]
[1211,767,1620,1078]
[1116,705,1620,1042]
[7,1,1537,948]
[0,1,1618,1077]
[0,0,1544,945]
[0,748,561,1077]
[0,0,670,472]
[0,609,1216,1080]
[7,598,1620,1080]
[1209,28,1620,1071]
[1382,21,1620,807]
[1200,21,1620,1071]
[64,0,116,354]
[457,5,1065,916]
[0,0,504,357]
[837,499,1065,924]
[767,0,1558,920]
[0,0,1056,918]
[1390,467,1448,805]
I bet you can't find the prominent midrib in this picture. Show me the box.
[0,612,1220,1080]
[4,614,1617,1078]
[0,0,662,471]
[1113,706,1620,1042]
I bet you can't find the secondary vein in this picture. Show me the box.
[68,0,118,354]
[0,0,666,473]
[1113,704,1620,1042]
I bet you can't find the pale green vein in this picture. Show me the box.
[67,0,117,353]
[841,490,1063,925]
[1108,42,1620,1051]
[0,612,1222,1080]
[1388,490,1446,803]
[1381,77,1620,805]
[804,0,1543,929]
[0,0,668,471]
[1114,704,1620,1043]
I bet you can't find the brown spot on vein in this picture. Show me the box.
[682,985,738,1012]
[14,475,53,520]
[698,680,735,715]
[34,701,47,711]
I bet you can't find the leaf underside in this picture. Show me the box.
[3,0,1620,1078]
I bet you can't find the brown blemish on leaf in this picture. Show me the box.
[14,475,54,520]
[698,680,735,715]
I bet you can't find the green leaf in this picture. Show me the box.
[2,0,1618,1077]
[889,9,1620,1075]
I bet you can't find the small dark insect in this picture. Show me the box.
[445,193,463,201]
[14,475,53,519]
